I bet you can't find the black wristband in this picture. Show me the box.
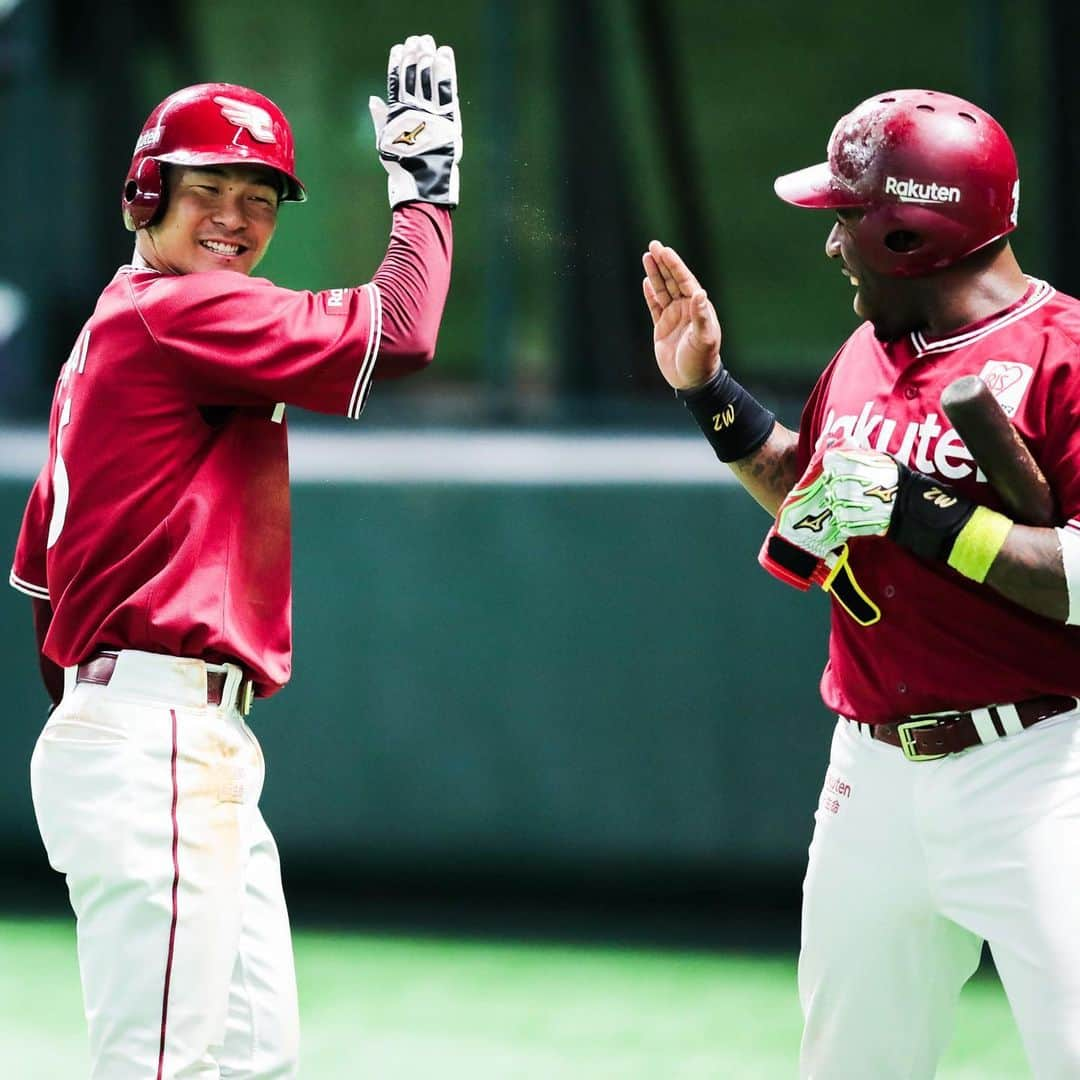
[886,463,978,562]
[676,368,776,463]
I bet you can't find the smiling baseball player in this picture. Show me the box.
[644,90,1080,1077]
[9,35,459,1079]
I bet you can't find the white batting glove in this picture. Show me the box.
[369,35,462,208]
[822,446,900,539]
[775,441,900,559]
[774,451,845,559]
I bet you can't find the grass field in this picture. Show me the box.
[0,916,1029,1078]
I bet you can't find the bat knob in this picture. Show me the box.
[940,375,987,411]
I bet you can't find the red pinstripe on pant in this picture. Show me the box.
[157,710,181,1080]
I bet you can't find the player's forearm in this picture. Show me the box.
[983,525,1069,621]
[728,423,802,515]
[675,367,798,513]
[787,445,1075,621]
[371,203,453,376]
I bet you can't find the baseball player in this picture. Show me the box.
[643,90,1080,1078]
[8,35,459,1079]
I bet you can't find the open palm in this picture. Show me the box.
[642,241,722,390]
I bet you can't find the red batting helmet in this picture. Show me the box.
[122,83,306,231]
[774,90,1019,277]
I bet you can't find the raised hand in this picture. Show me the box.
[369,34,461,207]
[641,240,722,390]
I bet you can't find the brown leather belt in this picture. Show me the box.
[76,652,254,716]
[859,694,1078,761]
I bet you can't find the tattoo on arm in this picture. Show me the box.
[729,424,802,516]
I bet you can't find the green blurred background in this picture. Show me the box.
[1,0,1071,419]
[1,0,1072,1074]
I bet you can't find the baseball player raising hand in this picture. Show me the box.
[10,35,459,1079]
[645,91,1080,1078]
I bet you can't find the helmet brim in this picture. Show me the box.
[774,162,863,209]
[155,148,307,203]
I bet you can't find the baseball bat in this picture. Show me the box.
[939,375,1056,526]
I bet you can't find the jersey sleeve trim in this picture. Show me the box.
[9,569,49,600]
[347,283,382,421]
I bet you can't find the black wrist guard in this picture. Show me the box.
[676,368,776,463]
[886,463,978,561]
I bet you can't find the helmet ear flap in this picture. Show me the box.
[857,204,946,275]
[122,157,164,231]
[883,229,922,254]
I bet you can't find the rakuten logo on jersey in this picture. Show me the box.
[884,176,961,205]
[322,288,350,316]
[819,403,985,482]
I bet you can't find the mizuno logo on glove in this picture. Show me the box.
[773,439,902,561]
[392,121,427,146]
[796,511,832,533]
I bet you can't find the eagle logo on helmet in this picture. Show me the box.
[213,96,277,144]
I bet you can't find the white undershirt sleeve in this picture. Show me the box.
[1056,526,1080,626]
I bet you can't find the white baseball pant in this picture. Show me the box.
[800,706,1080,1079]
[30,650,299,1079]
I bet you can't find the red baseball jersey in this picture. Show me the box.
[10,203,452,697]
[798,278,1080,722]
